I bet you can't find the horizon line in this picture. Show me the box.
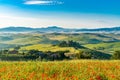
[0,26,120,29]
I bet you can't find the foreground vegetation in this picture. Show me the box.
[0,60,119,80]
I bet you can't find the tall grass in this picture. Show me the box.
[0,60,119,80]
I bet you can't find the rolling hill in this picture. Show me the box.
[84,42,120,53]
[0,32,120,59]
[0,32,118,60]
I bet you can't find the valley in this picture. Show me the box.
[0,31,120,61]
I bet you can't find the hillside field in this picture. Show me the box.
[84,42,120,53]
[0,32,120,60]
[20,44,77,53]
[0,60,119,80]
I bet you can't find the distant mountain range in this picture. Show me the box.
[0,26,120,33]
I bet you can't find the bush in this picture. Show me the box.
[112,50,120,59]
[58,40,85,49]
[76,50,92,59]
[24,50,46,60]
[46,50,69,60]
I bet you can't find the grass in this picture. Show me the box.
[20,44,78,53]
[1,33,119,45]
[0,60,119,80]
[0,33,43,45]
[48,35,68,40]
[84,42,120,53]
[1,33,120,51]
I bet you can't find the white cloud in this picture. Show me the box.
[24,0,63,5]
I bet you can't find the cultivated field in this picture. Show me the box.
[0,60,119,80]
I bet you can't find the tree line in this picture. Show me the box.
[0,40,120,61]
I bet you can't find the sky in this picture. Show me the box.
[0,0,120,29]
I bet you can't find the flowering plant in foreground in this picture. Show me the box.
[0,60,119,80]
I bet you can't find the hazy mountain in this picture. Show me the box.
[0,27,34,32]
[37,26,69,32]
[75,27,120,32]
[0,26,120,33]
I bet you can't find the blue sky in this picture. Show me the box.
[0,0,120,28]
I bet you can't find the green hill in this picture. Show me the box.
[0,32,120,56]
[84,42,120,53]
[20,44,111,59]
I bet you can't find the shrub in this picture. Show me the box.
[76,50,92,59]
[112,50,120,59]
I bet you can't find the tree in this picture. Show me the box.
[14,46,20,50]
[2,49,9,54]
[76,50,92,59]
[24,50,46,60]
[58,41,68,47]
[112,50,120,59]
[46,50,69,60]
[58,40,85,49]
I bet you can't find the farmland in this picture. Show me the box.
[1,33,120,52]
[0,32,120,80]
[20,44,76,53]
[1,32,120,60]
[0,60,119,80]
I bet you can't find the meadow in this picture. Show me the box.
[0,60,119,80]
[20,44,77,53]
